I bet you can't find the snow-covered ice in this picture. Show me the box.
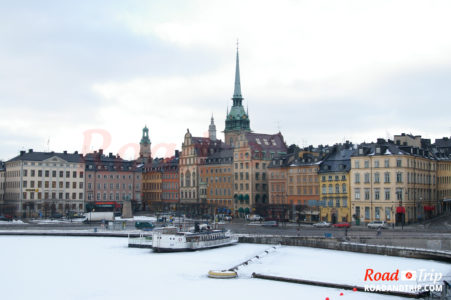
[0,236,449,300]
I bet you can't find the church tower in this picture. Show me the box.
[209,115,217,141]
[224,45,251,147]
[139,125,151,163]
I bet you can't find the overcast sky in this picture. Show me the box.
[1,0,451,161]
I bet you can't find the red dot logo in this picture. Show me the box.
[405,272,413,279]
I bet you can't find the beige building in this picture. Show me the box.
[0,162,5,211]
[4,149,85,218]
[351,141,437,224]
[437,158,451,213]
[232,132,287,216]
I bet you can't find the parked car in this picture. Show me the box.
[135,221,155,230]
[50,213,63,219]
[367,221,388,229]
[0,215,13,221]
[313,221,331,228]
[333,222,351,228]
[262,220,278,227]
[246,214,263,222]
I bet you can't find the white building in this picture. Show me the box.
[4,149,85,218]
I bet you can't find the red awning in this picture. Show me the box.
[396,206,405,214]
[423,206,435,211]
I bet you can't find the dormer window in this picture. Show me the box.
[256,138,261,145]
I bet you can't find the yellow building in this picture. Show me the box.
[318,147,353,223]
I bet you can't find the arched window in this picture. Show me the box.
[335,184,340,193]
[186,171,191,187]
[328,184,333,193]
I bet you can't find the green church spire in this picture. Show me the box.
[225,43,250,134]
[232,46,243,102]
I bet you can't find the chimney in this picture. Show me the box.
[74,151,78,154]
[99,149,103,155]
[28,149,33,153]
[20,150,25,156]
[63,150,67,154]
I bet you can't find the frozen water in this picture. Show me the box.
[0,236,448,300]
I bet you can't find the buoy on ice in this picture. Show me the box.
[208,270,238,279]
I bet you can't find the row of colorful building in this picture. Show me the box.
[1,48,451,224]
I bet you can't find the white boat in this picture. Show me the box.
[152,225,238,252]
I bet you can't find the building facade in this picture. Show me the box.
[84,149,142,212]
[142,158,163,211]
[199,149,234,215]
[161,156,180,211]
[4,149,85,218]
[0,162,5,212]
[318,146,353,223]
[350,140,437,224]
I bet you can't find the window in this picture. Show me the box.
[385,207,391,220]
[355,188,360,200]
[384,159,390,168]
[322,184,326,194]
[374,172,380,183]
[335,184,339,193]
[355,161,360,168]
[396,172,402,183]
[384,189,390,200]
[365,189,370,200]
[336,199,340,207]
[374,160,380,168]
[52,170,56,177]
[375,189,380,200]
[328,184,333,193]
[396,159,402,167]
[364,160,369,168]
[384,172,390,183]
[355,173,360,183]
[364,173,370,183]
[342,184,346,193]
[396,188,403,201]
[375,207,380,220]
[365,207,370,219]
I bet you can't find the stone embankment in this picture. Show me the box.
[238,235,451,262]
